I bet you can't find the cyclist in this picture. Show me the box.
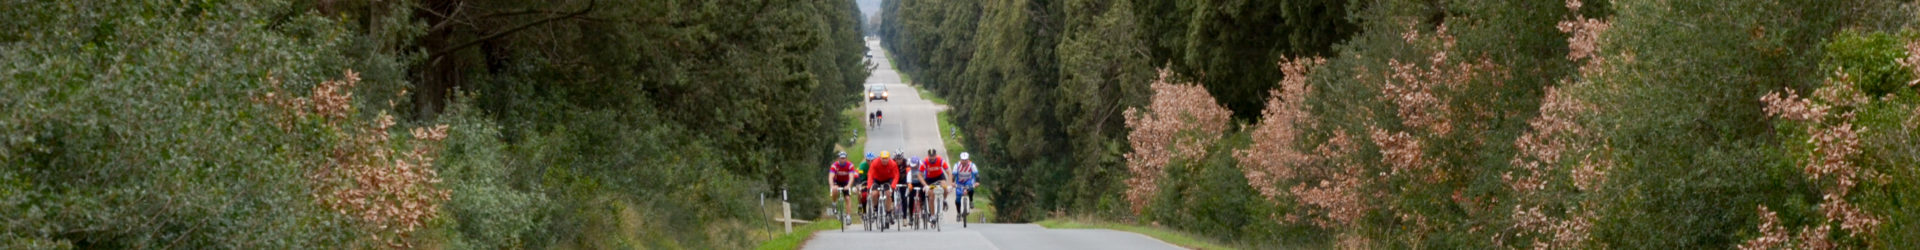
[952,152,979,210]
[922,149,949,211]
[890,152,911,219]
[827,152,858,219]
[857,152,875,211]
[905,155,925,217]
[866,151,902,225]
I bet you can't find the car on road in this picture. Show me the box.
[867,84,889,101]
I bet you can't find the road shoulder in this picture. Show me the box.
[1035,218,1240,250]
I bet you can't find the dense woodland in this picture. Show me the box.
[3,0,865,248]
[881,0,1920,248]
[7,0,1920,249]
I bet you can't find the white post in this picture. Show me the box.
[782,189,793,233]
[783,201,794,233]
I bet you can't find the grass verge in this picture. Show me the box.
[754,218,843,250]
[1035,217,1239,250]
[961,190,994,223]
[918,88,948,105]
[839,106,867,156]
[935,111,965,155]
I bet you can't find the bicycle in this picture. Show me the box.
[867,184,887,231]
[955,184,972,227]
[904,166,929,230]
[921,183,936,230]
[861,185,875,231]
[831,184,856,231]
[910,180,927,231]
[891,183,908,231]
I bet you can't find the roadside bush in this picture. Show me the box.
[1739,31,1920,249]
[1569,0,1859,247]
[1,1,404,247]
[433,101,548,249]
[1147,130,1317,248]
[1824,30,1916,98]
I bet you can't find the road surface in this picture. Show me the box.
[800,40,1183,250]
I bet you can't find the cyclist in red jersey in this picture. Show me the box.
[866,151,902,218]
[921,149,950,211]
[827,152,858,218]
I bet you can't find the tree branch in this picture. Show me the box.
[428,0,596,60]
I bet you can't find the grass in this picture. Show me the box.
[838,105,868,156]
[753,218,843,250]
[918,88,948,106]
[935,111,966,156]
[1036,217,1240,250]
[961,190,995,223]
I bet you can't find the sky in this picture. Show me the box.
[858,0,881,19]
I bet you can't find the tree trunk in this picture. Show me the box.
[412,0,465,120]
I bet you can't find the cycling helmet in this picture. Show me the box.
[960,152,970,160]
[838,151,847,158]
[865,152,876,159]
[880,151,890,158]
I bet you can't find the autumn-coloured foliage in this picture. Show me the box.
[1502,83,1609,249]
[1124,69,1234,215]
[1743,69,1884,249]
[1557,0,1611,65]
[1380,24,1495,136]
[1494,2,1617,248]
[259,70,453,248]
[1741,205,1839,250]
[1908,40,1920,127]
[1237,57,1325,203]
[1902,41,1920,87]
[1286,131,1370,228]
[1235,57,1377,228]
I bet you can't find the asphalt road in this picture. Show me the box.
[800,40,1182,250]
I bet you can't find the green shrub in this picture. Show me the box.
[434,102,548,249]
[1146,131,1322,248]
[1836,76,1920,249]
[0,1,402,247]
[1823,30,1917,97]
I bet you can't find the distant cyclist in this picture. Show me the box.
[953,152,979,209]
[922,149,950,210]
[827,152,858,217]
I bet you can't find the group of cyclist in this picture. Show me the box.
[826,148,979,230]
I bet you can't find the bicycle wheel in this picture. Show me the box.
[959,194,970,228]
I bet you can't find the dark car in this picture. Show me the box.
[867,84,888,101]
